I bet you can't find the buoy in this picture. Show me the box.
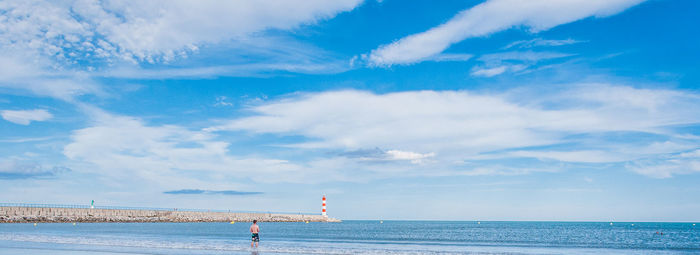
[477,222,480,224]
[380,220,383,224]
[631,224,634,226]
[305,221,309,224]
[33,223,37,227]
[73,222,76,226]
[230,221,235,224]
[693,224,696,226]
[610,222,613,225]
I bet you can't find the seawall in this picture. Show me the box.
[0,206,341,223]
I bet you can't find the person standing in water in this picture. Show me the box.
[250,220,260,248]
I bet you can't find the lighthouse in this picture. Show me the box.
[322,195,327,217]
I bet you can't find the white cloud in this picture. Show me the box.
[1,109,53,125]
[207,85,700,178]
[339,148,435,164]
[1,0,362,64]
[0,0,361,100]
[209,86,700,150]
[385,150,435,164]
[367,0,644,66]
[97,34,356,79]
[62,108,357,186]
[60,110,447,186]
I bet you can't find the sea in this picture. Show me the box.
[0,221,698,254]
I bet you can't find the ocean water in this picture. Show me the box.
[0,221,698,254]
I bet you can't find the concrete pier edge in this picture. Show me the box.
[0,206,341,223]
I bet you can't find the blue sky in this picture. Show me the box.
[1,0,699,221]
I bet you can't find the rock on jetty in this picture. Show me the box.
[0,206,341,223]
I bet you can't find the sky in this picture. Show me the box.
[0,0,699,221]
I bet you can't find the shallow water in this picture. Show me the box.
[0,221,698,254]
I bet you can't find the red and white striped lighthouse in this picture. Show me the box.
[322,195,327,217]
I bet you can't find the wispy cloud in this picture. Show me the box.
[366,0,644,66]
[456,166,559,176]
[0,52,103,101]
[470,51,574,77]
[499,150,626,163]
[164,189,263,195]
[478,51,574,63]
[0,161,70,179]
[0,1,362,100]
[627,149,700,178]
[1,109,53,125]
[100,62,351,80]
[214,96,234,107]
[504,38,582,49]
[428,53,474,62]
[207,84,700,178]
[0,0,362,65]
[63,107,332,186]
[471,65,524,77]
[0,136,59,143]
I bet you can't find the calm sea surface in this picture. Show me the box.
[0,221,698,254]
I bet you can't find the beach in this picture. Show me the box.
[1,221,698,254]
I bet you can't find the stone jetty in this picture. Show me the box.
[0,206,341,223]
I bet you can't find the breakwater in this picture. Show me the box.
[0,206,340,223]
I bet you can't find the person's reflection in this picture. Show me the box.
[250,251,259,255]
